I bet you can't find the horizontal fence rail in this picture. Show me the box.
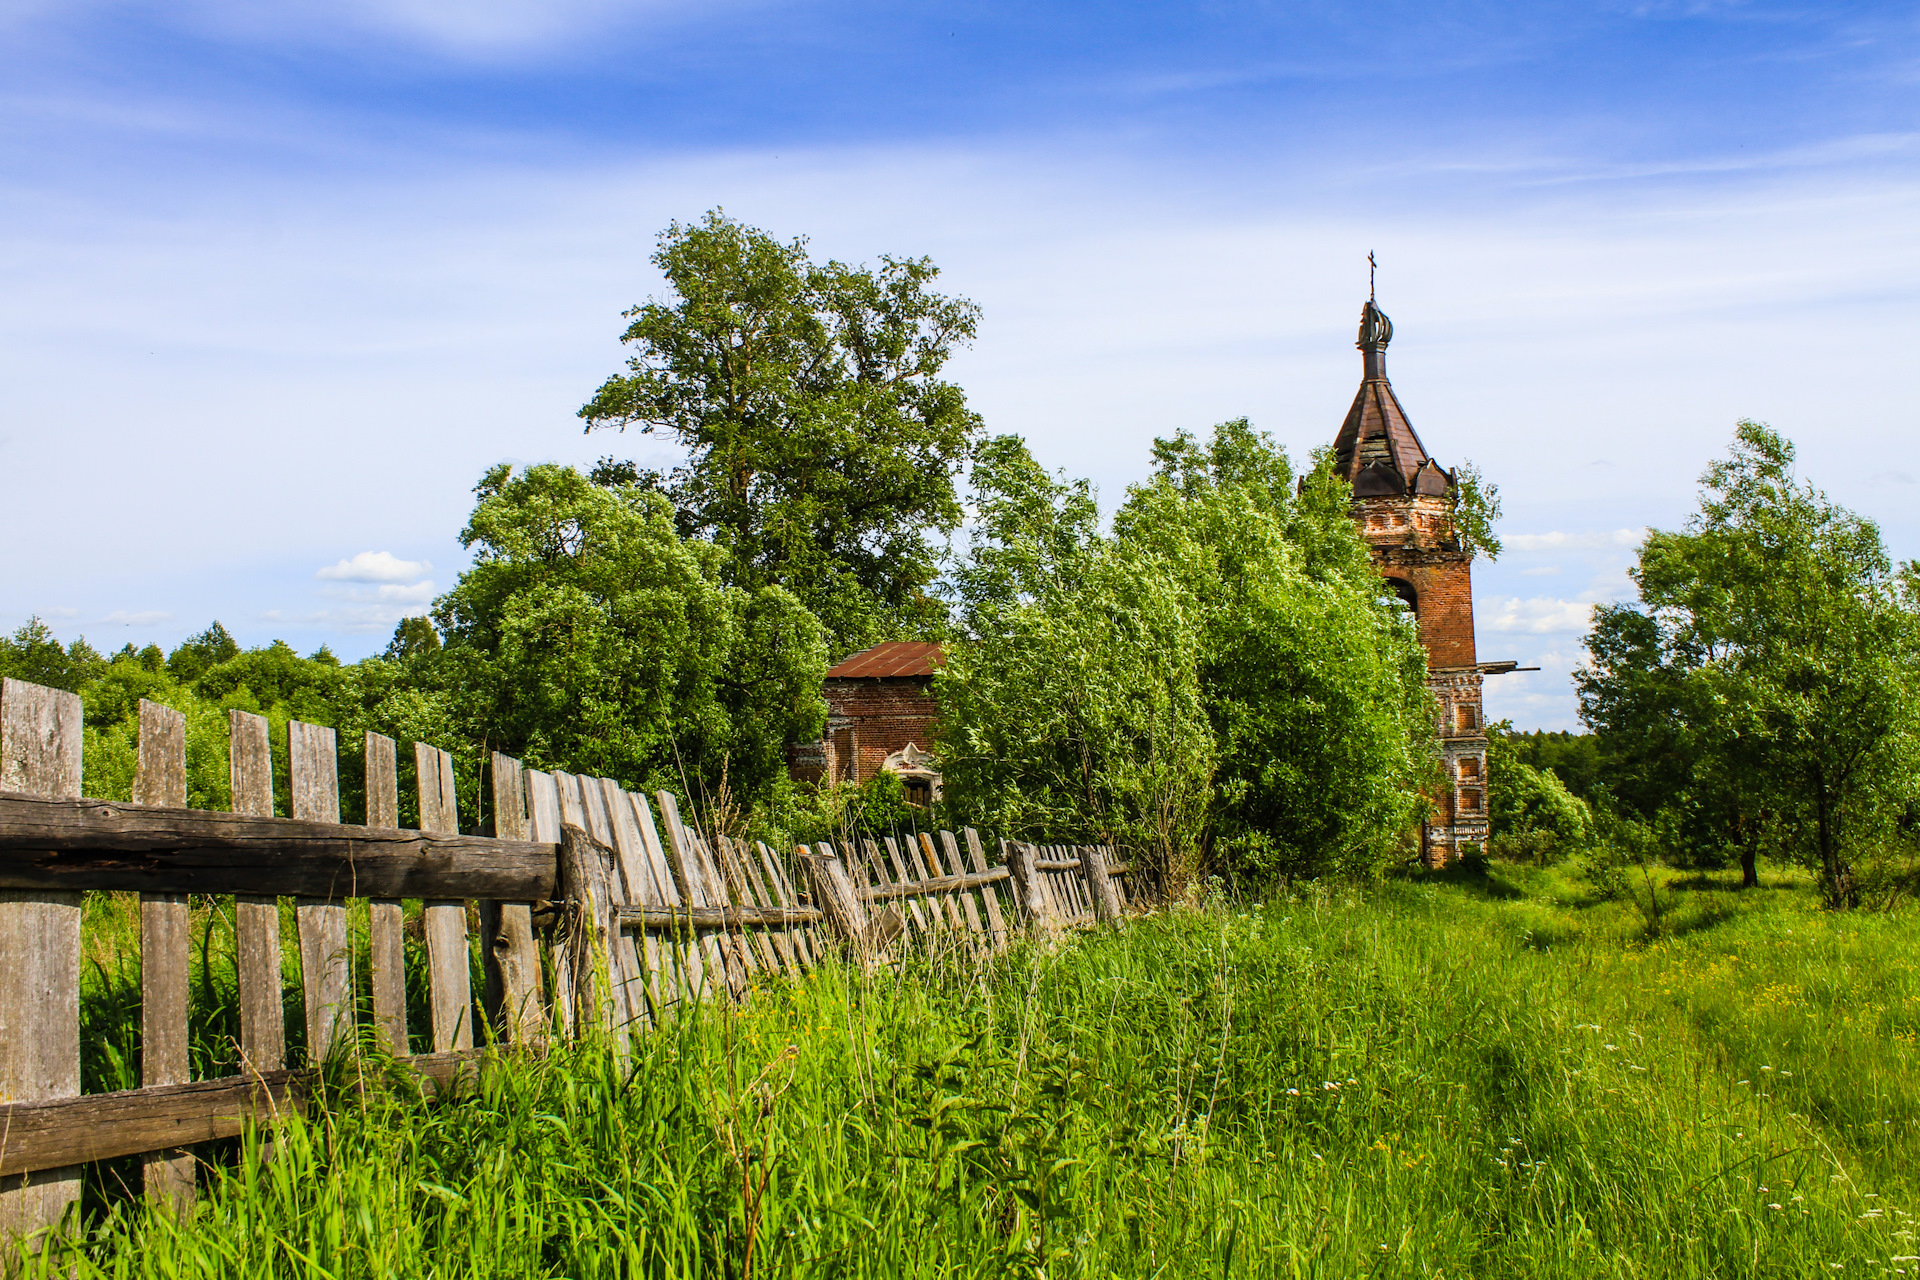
[0,675,1138,1249]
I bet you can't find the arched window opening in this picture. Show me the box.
[1386,577,1418,616]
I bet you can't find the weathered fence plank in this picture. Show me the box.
[290,721,351,1063]
[525,769,573,1038]
[559,823,620,1034]
[963,828,1010,948]
[365,732,407,1054]
[0,794,558,898]
[627,791,702,1007]
[0,1051,487,1178]
[228,710,285,1079]
[1080,844,1124,925]
[0,678,84,1245]
[656,792,736,997]
[417,743,472,1053]
[483,754,544,1048]
[133,700,195,1208]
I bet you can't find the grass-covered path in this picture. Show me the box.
[33,866,1920,1278]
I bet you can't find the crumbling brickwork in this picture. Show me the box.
[788,641,943,795]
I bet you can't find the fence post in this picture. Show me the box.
[1078,844,1125,926]
[0,678,83,1249]
[1004,839,1055,935]
[801,842,874,960]
[365,733,408,1055]
[134,699,195,1210]
[559,822,620,1035]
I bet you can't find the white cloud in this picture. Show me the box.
[1505,529,1644,552]
[316,551,432,584]
[1519,565,1561,576]
[99,609,173,626]
[1480,597,1597,634]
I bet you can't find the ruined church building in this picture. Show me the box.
[797,290,1524,864]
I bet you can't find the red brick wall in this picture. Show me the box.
[1401,560,1477,668]
[819,676,939,785]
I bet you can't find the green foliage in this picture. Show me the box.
[165,621,238,683]
[383,615,441,661]
[1579,421,1920,906]
[1446,458,1503,561]
[1498,729,1602,802]
[578,209,983,654]
[0,617,106,692]
[939,424,1433,890]
[1487,724,1595,864]
[432,462,828,805]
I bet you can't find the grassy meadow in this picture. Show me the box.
[22,861,1920,1278]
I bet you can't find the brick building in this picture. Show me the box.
[1331,295,1525,864]
[789,641,944,805]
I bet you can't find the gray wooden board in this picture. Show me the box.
[0,1050,487,1177]
[599,780,669,1017]
[758,842,816,968]
[484,754,544,1048]
[365,733,407,1054]
[878,837,930,946]
[557,823,620,1035]
[418,743,472,1052]
[134,701,195,1207]
[735,839,798,973]
[963,829,1009,948]
[0,678,84,1243]
[577,777,643,1039]
[627,791,699,1008]
[228,710,285,1078]
[939,831,988,944]
[524,770,572,1039]
[654,792,733,999]
[290,722,351,1063]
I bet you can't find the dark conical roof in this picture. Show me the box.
[1332,301,1449,498]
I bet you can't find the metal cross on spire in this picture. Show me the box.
[1368,250,1377,302]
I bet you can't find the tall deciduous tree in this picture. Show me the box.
[1578,422,1920,905]
[432,464,828,803]
[578,210,982,653]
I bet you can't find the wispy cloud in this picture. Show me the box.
[99,609,173,626]
[317,551,432,584]
[1506,530,1645,553]
[1481,597,1598,634]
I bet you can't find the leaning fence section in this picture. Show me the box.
[0,675,1137,1246]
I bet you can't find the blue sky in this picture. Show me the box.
[4,0,1917,729]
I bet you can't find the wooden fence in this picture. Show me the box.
[0,677,1134,1247]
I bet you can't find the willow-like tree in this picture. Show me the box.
[579,210,982,654]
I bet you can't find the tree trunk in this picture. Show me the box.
[1740,844,1758,890]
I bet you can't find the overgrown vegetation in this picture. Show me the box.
[30,866,1919,1277]
[937,422,1435,891]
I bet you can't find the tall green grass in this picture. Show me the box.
[23,869,1919,1277]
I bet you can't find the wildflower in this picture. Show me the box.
[1605,1044,1619,1052]
[1770,1204,1784,1210]
[1286,1088,1300,1096]
[1323,1082,1339,1091]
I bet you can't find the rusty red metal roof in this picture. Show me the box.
[825,641,945,679]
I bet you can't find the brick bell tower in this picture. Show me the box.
[1331,289,1518,864]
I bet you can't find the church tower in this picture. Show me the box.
[1331,294,1510,864]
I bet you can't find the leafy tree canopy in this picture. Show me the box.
[0,617,106,692]
[1577,421,1920,905]
[938,423,1434,889]
[578,209,983,654]
[432,463,829,805]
